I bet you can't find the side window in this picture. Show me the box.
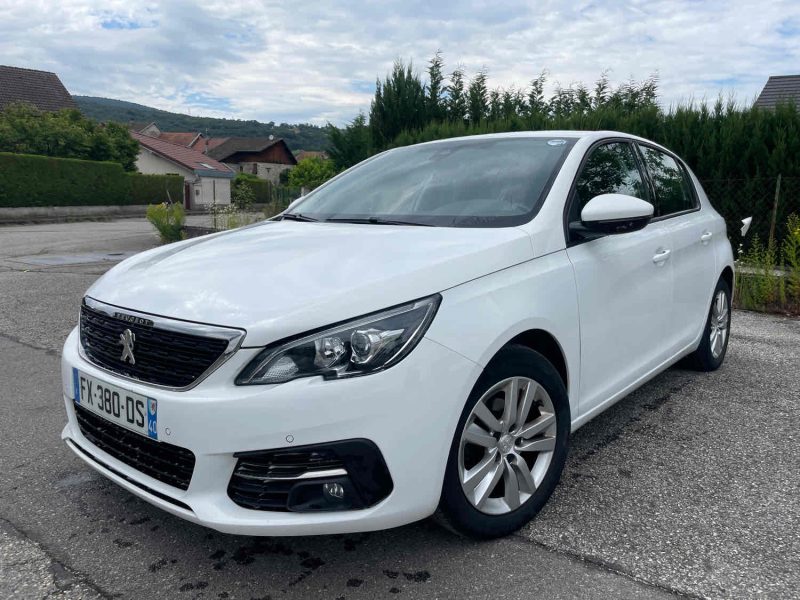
[639,146,696,216]
[571,142,648,223]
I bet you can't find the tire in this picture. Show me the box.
[438,345,570,539]
[686,277,732,372]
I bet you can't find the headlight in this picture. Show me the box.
[236,295,441,385]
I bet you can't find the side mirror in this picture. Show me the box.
[577,193,654,235]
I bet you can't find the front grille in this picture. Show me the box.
[79,304,231,388]
[68,440,193,511]
[75,403,195,490]
[228,449,345,511]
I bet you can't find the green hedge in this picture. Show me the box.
[127,172,184,205]
[0,152,184,207]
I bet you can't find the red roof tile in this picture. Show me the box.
[158,132,202,147]
[132,132,233,177]
[204,137,229,150]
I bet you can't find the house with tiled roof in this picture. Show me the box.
[205,137,297,184]
[754,75,800,109]
[129,122,297,184]
[0,65,77,112]
[132,132,233,209]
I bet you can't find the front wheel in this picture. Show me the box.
[438,345,570,539]
[687,277,732,371]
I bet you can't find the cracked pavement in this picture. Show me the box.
[1,219,798,599]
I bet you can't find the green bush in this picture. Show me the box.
[782,214,800,309]
[735,214,800,314]
[231,177,256,209]
[735,236,782,311]
[0,152,185,207]
[233,173,269,203]
[231,173,301,215]
[288,156,336,190]
[0,152,130,207]
[0,102,139,171]
[128,173,184,205]
[146,202,185,243]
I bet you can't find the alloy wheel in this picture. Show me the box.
[458,376,557,515]
[709,290,729,359]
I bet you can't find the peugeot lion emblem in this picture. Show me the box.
[119,329,136,365]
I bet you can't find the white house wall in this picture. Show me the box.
[194,177,231,208]
[136,150,193,179]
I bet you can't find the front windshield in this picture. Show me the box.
[290,137,576,227]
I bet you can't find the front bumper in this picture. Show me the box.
[60,327,480,535]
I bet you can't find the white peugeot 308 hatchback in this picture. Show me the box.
[61,131,734,539]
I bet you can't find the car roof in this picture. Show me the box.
[408,130,654,147]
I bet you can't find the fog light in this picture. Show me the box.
[323,482,344,499]
[286,477,363,511]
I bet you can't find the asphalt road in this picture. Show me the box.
[1,219,798,600]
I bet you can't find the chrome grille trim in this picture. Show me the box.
[80,296,246,391]
[234,468,349,482]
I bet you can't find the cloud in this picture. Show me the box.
[0,0,798,125]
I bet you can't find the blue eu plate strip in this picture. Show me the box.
[147,398,158,440]
[72,368,80,404]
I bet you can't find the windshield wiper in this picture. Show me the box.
[325,217,433,227]
[280,212,319,222]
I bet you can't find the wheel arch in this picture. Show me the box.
[720,265,734,292]
[500,329,570,396]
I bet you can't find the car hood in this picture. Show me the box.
[87,220,533,346]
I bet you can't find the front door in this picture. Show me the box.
[565,141,674,415]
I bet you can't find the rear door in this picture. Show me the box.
[565,141,674,415]
[637,145,717,354]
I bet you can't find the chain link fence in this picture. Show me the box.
[700,177,800,253]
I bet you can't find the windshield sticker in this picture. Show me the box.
[547,139,567,146]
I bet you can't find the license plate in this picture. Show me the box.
[72,369,157,440]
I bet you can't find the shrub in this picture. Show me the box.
[0,152,130,207]
[0,102,139,171]
[231,173,301,216]
[231,177,256,209]
[233,173,269,203]
[146,202,185,243]
[0,152,187,207]
[288,156,336,190]
[735,214,800,314]
[128,173,184,205]
[783,214,800,309]
[735,236,781,311]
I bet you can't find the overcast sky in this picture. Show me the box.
[1,1,798,126]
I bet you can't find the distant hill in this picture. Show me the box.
[73,96,331,152]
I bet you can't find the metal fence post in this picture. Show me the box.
[769,173,782,249]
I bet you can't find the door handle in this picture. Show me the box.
[700,231,713,244]
[652,248,671,264]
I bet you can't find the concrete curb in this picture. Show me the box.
[0,205,150,224]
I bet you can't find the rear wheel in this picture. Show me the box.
[438,345,570,539]
[687,277,731,371]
